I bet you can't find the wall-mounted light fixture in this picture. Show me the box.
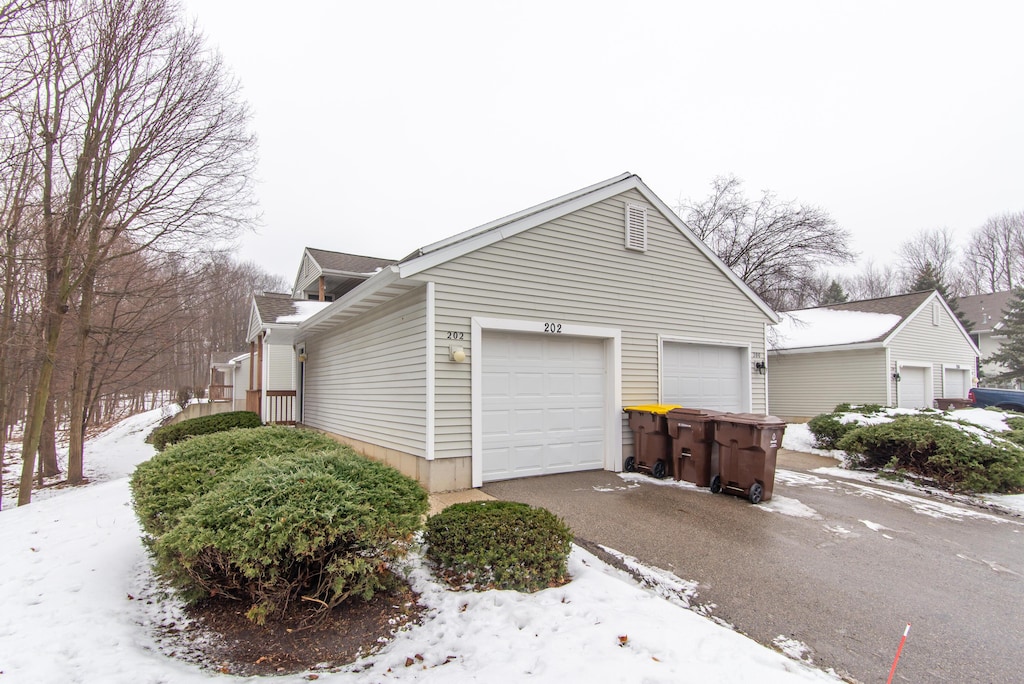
[449,345,467,363]
[298,353,307,363]
[754,361,766,375]
[892,371,901,382]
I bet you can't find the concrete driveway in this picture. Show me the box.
[482,451,1024,683]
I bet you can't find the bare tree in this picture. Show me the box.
[5,0,257,503]
[678,175,855,310]
[845,260,899,301]
[961,212,1024,294]
[896,228,963,295]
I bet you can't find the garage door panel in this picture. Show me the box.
[482,331,608,482]
[663,342,744,412]
[899,366,928,408]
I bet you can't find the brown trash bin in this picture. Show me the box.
[665,407,724,486]
[622,404,681,479]
[711,413,787,504]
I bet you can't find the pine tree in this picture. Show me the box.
[988,287,1024,384]
[909,261,973,332]
[819,280,849,305]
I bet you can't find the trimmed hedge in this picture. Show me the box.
[152,450,428,624]
[149,410,262,451]
[131,426,344,537]
[837,415,1024,493]
[425,501,573,592]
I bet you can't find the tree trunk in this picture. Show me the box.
[68,269,98,485]
[39,395,60,479]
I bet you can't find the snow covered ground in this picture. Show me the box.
[0,408,840,683]
[782,409,1024,517]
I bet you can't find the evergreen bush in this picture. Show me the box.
[131,426,342,537]
[152,450,428,624]
[425,501,573,592]
[149,410,262,450]
[837,415,1024,493]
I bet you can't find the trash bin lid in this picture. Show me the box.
[666,407,726,419]
[622,404,683,414]
[716,412,787,427]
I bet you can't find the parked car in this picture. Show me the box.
[967,386,1024,412]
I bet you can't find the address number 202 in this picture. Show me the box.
[544,323,563,334]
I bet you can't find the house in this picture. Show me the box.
[767,291,980,421]
[208,351,249,412]
[291,172,779,492]
[955,290,1014,386]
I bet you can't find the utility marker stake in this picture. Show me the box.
[885,623,911,684]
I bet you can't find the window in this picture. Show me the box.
[624,203,647,252]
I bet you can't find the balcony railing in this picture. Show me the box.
[209,384,233,402]
[246,389,296,425]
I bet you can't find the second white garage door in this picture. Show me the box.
[481,331,606,482]
[662,341,745,412]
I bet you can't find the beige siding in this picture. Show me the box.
[301,288,427,457]
[418,189,772,460]
[265,343,294,391]
[768,348,887,420]
[887,302,978,401]
[247,306,262,342]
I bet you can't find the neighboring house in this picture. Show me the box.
[767,291,980,421]
[955,290,1014,386]
[208,351,250,412]
[292,172,779,492]
[292,247,397,302]
[244,293,332,424]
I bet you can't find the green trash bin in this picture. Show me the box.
[622,404,681,479]
[710,413,787,504]
[666,407,724,487]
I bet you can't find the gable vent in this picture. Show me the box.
[624,203,647,252]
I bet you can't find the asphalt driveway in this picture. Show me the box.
[482,452,1024,683]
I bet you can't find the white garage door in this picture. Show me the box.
[898,365,928,408]
[482,331,606,482]
[662,342,745,412]
[943,368,970,398]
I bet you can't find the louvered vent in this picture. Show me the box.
[624,203,647,252]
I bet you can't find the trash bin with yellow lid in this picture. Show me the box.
[665,407,725,487]
[710,413,787,504]
[622,404,682,479]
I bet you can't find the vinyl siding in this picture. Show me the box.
[265,343,294,391]
[417,189,772,459]
[247,306,262,342]
[768,348,886,420]
[301,287,427,457]
[887,303,978,401]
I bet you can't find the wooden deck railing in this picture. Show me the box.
[264,390,296,425]
[209,384,233,402]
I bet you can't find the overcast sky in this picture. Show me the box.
[182,0,1024,284]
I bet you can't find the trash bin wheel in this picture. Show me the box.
[624,456,637,472]
[748,482,763,504]
[651,459,667,479]
[710,475,722,494]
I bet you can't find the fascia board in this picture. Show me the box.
[882,291,981,357]
[631,180,781,324]
[768,341,884,355]
[297,266,402,334]
[398,174,637,277]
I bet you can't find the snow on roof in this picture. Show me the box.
[771,308,902,350]
[275,299,332,324]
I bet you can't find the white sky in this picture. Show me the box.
[181,1,1024,284]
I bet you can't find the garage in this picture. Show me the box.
[898,364,929,408]
[943,366,970,399]
[662,341,746,412]
[480,331,607,482]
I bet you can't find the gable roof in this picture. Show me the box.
[397,173,778,321]
[771,290,978,354]
[299,173,780,336]
[251,294,332,333]
[955,290,1013,333]
[306,248,396,275]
